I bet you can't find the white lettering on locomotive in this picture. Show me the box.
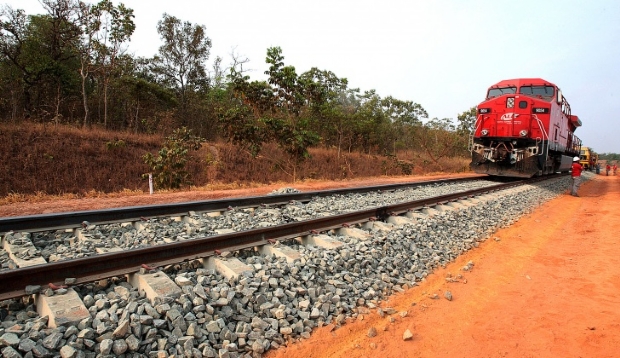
[500,113,515,121]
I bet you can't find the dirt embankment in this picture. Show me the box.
[0,123,469,198]
[266,174,620,358]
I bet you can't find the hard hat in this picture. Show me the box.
[573,156,580,161]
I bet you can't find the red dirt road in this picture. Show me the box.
[267,174,620,358]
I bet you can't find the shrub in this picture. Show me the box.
[143,127,205,189]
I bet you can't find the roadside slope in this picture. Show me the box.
[267,174,620,358]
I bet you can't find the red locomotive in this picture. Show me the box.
[470,78,582,177]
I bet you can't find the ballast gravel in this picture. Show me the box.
[3,179,500,266]
[0,175,589,358]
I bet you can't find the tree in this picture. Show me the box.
[90,0,135,127]
[0,1,83,121]
[353,90,391,153]
[299,67,354,157]
[416,117,468,170]
[152,14,211,112]
[457,106,477,134]
[76,1,97,126]
[456,106,477,152]
[0,6,31,118]
[222,67,275,156]
[381,96,428,154]
[265,47,304,115]
[262,47,320,180]
[38,0,83,121]
[118,57,177,133]
[221,47,322,180]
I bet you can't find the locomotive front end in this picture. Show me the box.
[470,80,560,177]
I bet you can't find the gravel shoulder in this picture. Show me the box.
[265,174,620,358]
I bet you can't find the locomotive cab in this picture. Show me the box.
[470,78,581,177]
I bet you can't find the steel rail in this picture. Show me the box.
[0,176,488,233]
[0,177,548,301]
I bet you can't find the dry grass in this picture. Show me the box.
[0,122,472,204]
[0,189,147,206]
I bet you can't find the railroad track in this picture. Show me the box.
[0,176,489,233]
[1,176,495,275]
[0,174,572,358]
[0,175,556,301]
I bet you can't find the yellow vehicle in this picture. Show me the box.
[579,147,598,170]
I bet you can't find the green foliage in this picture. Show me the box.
[142,127,204,189]
[265,47,304,115]
[152,14,211,99]
[457,106,477,135]
[0,4,479,168]
[219,104,269,157]
[598,153,620,161]
[0,6,82,119]
[223,47,323,177]
[119,75,178,132]
[264,116,321,161]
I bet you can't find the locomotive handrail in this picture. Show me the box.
[532,114,549,161]
[468,115,483,152]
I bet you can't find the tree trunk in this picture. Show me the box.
[55,83,62,124]
[80,62,89,128]
[23,87,32,119]
[10,89,18,121]
[103,77,108,128]
[134,98,140,134]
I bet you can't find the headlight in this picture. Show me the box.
[519,130,528,137]
[481,129,489,136]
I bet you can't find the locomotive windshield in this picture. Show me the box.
[519,85,555,99]
[487,87,516,98]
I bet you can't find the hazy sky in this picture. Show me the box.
[5,0,620,153]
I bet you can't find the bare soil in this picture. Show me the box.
[2,173,618,357]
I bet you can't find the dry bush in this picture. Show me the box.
[436,155,471,173]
